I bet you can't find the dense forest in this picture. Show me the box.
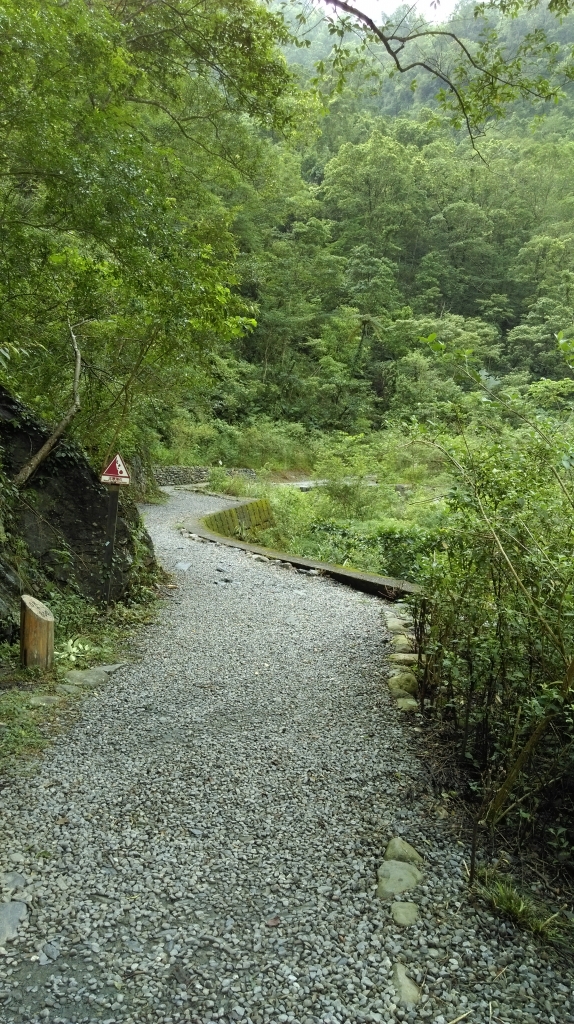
[3,0,574,881]
[3,0,574,457]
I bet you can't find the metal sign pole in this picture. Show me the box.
[103,485,120,608]
[100,454,131,608]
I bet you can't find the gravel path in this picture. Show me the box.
[0,489,573,1024]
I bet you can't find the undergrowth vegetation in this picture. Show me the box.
[474,866,573,946]
[217,382,574,869]
[248,431,449,579]
[414,414,574,870]
[154,416,317,473]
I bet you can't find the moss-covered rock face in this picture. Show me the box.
[0,386,155,639]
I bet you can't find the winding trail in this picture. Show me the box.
[0,490,572,1024]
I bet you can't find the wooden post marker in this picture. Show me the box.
[20,595,54,670]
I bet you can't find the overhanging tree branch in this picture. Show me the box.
[320,0,563,143]
[13,321,83,489]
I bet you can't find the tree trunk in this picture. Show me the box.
[13,324,81,489]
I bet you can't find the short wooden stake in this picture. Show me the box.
[20,595,54,670]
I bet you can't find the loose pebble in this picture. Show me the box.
[390,902,419,927]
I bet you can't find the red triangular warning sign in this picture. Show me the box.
[101,454,130,485]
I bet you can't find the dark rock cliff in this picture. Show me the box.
[0,386,155,640]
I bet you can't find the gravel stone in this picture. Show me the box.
[0,489,572,1024]
[0,902,27,945]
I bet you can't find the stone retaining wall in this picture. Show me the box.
[191,498,419,598]
[203,499,273,537]
[153,466,257,486]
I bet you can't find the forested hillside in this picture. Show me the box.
[3,0,574,878]
[192,0,574,435]
[3,0,574,457]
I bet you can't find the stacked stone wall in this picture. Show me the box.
[203,499,273,537]
[153,466,257,486]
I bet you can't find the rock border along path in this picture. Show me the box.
[0,489,572,1024]
[185,496,420,601]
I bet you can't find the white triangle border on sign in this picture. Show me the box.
[114,454,129,478]
[101,453,131,485]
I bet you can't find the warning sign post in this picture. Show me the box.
[101,454,130,606]
[101,454,130,485]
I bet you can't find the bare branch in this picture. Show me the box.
[324,0,481,140]
[321,0,560,145]
[13,321,82,489]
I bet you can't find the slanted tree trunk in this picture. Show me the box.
[13,323,82,489]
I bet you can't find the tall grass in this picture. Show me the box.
[153,414,318,471]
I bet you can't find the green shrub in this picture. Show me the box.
[154,414,317,471]
[306,519,437,580]
[413,418,574,863]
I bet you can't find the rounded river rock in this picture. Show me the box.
[377,859,423,898]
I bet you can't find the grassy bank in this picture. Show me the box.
[0,591,159,775]
[201,414,574,876]
[202,427,451,581]
[153,415,319,473]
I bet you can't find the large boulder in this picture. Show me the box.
[391,901,419,926]
[392,963,420,1007]
[388,671,418,695]
[384,837,424,866]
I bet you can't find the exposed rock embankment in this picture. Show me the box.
[0,386,155,639]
